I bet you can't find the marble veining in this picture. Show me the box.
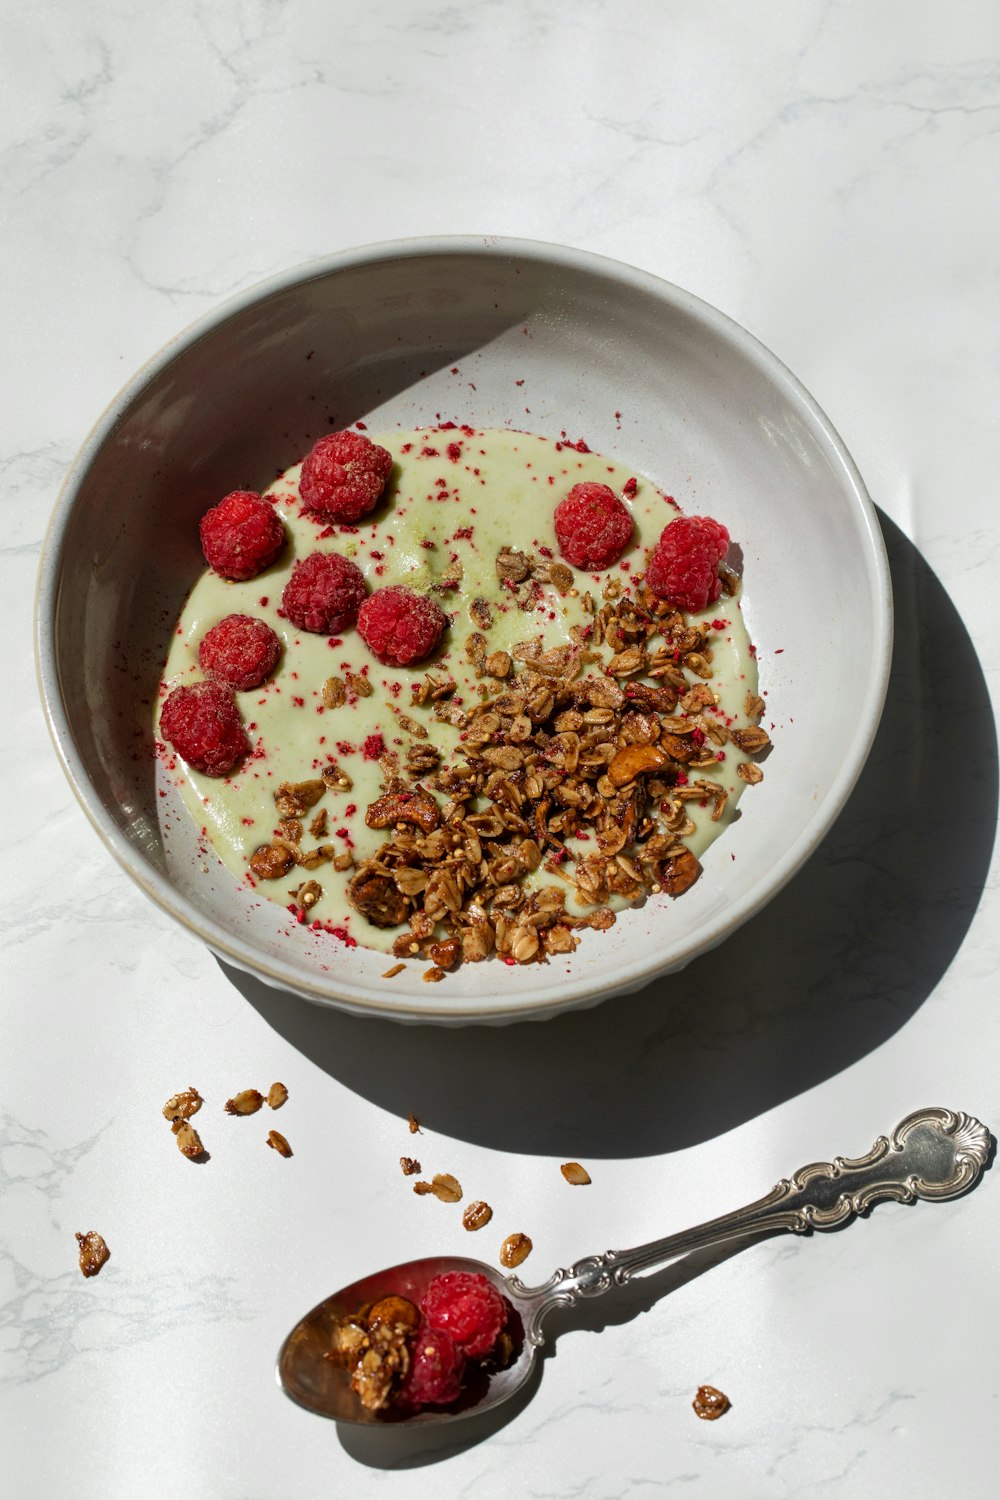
[4,0,998,1496]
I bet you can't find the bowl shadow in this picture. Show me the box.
[225,509,997,1157]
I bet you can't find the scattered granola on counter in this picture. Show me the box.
[162,1087,203,1122]
[560,1162,592,1185]
[462,1200,493,1231]
[266,1130,293,1157]
[692,1384,731,1420]
[266,1082,289,1110]
[498,1232,533,1269]
[225,1089,265,1116]
[174,1120,205,1159]
[76,1230,110,1278]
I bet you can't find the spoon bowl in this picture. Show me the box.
[277,1107,990,1426]
[277,1256,532,1425]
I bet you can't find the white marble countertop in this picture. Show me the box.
[5,2,999,1495]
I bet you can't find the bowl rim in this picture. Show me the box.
[35,234,893,1023]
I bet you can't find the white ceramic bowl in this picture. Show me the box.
[37,237,891,1024]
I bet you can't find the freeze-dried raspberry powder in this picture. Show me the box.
[159,679,249,776]
[645,515,730,614]
[422,1272,507,1360]
[198,614,281,691]
[397,1323,465,1409]
[553,481,634,570]
[199,490,284,582]
[357,585,447,666]
[299,430,393,522]
[281,551,367,635]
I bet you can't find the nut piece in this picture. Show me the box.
[274,779,327,817]
[462,1200,493,1231]
[560,1161,592,1185]
[162,1087,202,1122]
[76,1230,110,1278]
[249,843,296,880]
[400,1156,421,1175]
[347,867,410,928]
[692,1384,731,1420]
[429,937,461,971]
[428,1173,462,1203]
[608,743,670,787]
[499,1232,533,1268]
[365,791,440,834]
[175,1120,205,1158]
[266,1129,292,1157]
[655,848,701,897]
[267,1082,288,1110]
[224,1089,265,1116]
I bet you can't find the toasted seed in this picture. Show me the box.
[267,1082,288,1110]
[407,1113,421,1134]
[400,1156,421,1175]
[692,1384,731,1420]
[266,1129,292,1157]
[428,1173,462,1203]
[175,1120,205,1158]
[462,1200,493,1231]
[499,1232,533,1268]
[422,966,446,983]
[560,1161,592,1185]
[76,1230,110,1278]
[162,1087,202,1122]
[224,1089,264,1116]
[382,963,406,979]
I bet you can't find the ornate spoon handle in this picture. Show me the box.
[510,1107,990,1346]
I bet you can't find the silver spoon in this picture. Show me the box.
[277,1106,989,1425]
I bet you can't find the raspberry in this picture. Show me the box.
[159,680,249,776]
[281,551,367,635]
[396,1322,465,1409]
[645,514,731,614]
[198,614,281,691]
[357,585,447,667]
[199,490,284,581]
[422,1272,507,1360]
[553,481,634,570]
[299,430,393,522]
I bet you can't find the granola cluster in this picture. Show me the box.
[345,572,769,968]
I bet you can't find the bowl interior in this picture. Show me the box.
[39,240,890,1022]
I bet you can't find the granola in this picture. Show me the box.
[346,580,768,967]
